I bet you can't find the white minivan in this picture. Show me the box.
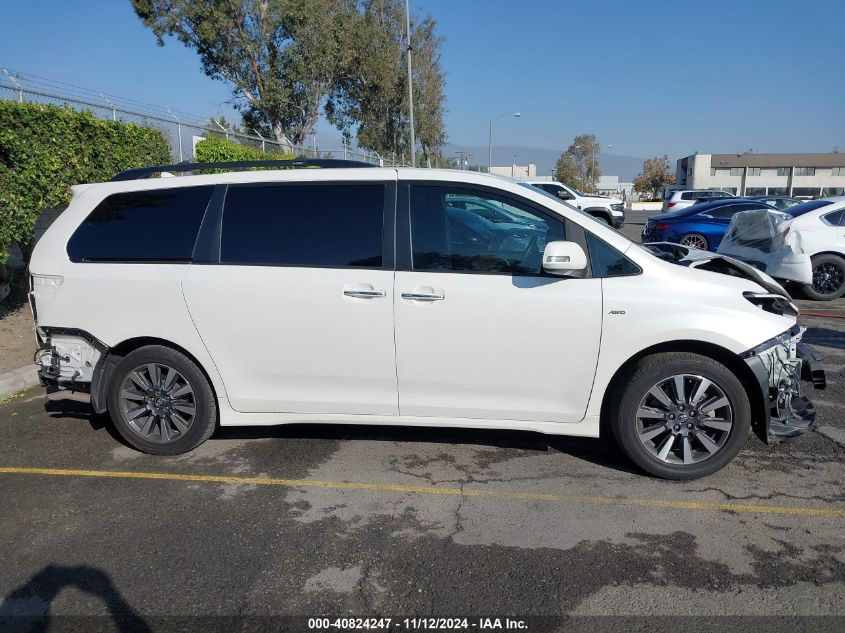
[29,160,825,479]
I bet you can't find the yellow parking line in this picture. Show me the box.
[1,466,843,518]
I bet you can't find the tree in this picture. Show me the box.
[633,155,676,201]
[131,0,355,146]
[411,14,446,166]
[0,102,169,263]
[554,134,601,192]
[204,116,242,137]
[325,0,446,164]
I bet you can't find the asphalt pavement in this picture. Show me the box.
[0,211,842,630]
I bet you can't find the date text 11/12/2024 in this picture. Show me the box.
[307,617,529,630]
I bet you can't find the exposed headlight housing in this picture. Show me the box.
[611,203,624,213]
[743,291,798,318]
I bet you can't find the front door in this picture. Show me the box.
[182,179,398,415]
[394,183,603,423]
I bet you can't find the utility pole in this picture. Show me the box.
[405,0,416,167]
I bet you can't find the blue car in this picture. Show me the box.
[641,199,778,251]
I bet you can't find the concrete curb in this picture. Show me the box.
[816,426,845,449]
[0,365,39,400]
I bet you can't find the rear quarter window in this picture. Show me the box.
[66,186,214,263]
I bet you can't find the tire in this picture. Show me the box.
[802,254,845,301]
[610,352,751,480]
[107,345,217,455]
[679,233,709,251]
[589,213,611,225]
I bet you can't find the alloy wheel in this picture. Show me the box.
[679,234,708,250]
[635,374,733,465]
[812,262,844,296]
[118,363,196,443]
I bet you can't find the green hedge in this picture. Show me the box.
[194,136,294,166]
[0,101,171,262]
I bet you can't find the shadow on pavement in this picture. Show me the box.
[212,420,643,476]
[802,326,845,351]
[0,564,150,633]
[41,397,642,476]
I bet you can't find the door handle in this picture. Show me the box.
[401,292,445,302]
[343,289,386,299]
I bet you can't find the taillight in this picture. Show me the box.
[665,202,677,208]
[654,223,671,230]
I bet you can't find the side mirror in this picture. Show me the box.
[542,241,588,275]
[556,190,573,200]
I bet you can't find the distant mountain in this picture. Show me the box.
[443,143,646,182]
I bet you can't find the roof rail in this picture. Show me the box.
[111,157,376,181]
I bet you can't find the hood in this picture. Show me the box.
[643,242,791,297]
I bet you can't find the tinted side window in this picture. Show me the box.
[822,210,845,226]
[410,185,564,275]
[221,183,384,268]
[67,186,213,263]
[586,233,641,277]
[707,204,747,219]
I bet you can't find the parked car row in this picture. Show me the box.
[644,195,845,300]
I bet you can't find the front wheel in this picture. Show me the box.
[107,345,217,455]
[802,254,845,301]
[611,352,751,480]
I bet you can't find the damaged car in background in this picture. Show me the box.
[716,197,845,301]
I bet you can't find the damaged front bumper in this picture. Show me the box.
[741,324,826,441]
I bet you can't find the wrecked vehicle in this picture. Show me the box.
[717,198,845,301]
[716,207,812,286]
[29,160,825,480]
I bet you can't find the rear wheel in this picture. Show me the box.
[679,233,709,251]
[107,345,217,455]
[802,254,845,301]
[611,352,750,480]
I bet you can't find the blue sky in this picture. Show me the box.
[1,0,843,160]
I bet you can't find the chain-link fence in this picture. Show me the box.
[0,71,398,167]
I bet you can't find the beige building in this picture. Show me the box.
[489,163,537,179]
[675,153,845,198]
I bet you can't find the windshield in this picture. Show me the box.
[785,199,835,217]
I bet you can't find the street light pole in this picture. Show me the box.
[405,0,416,168]
[488,112,521,172]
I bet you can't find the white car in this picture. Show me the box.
[29,159,825,479]
[662,189,735,212]
[523,180,625,227]
[717,198,845,301]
